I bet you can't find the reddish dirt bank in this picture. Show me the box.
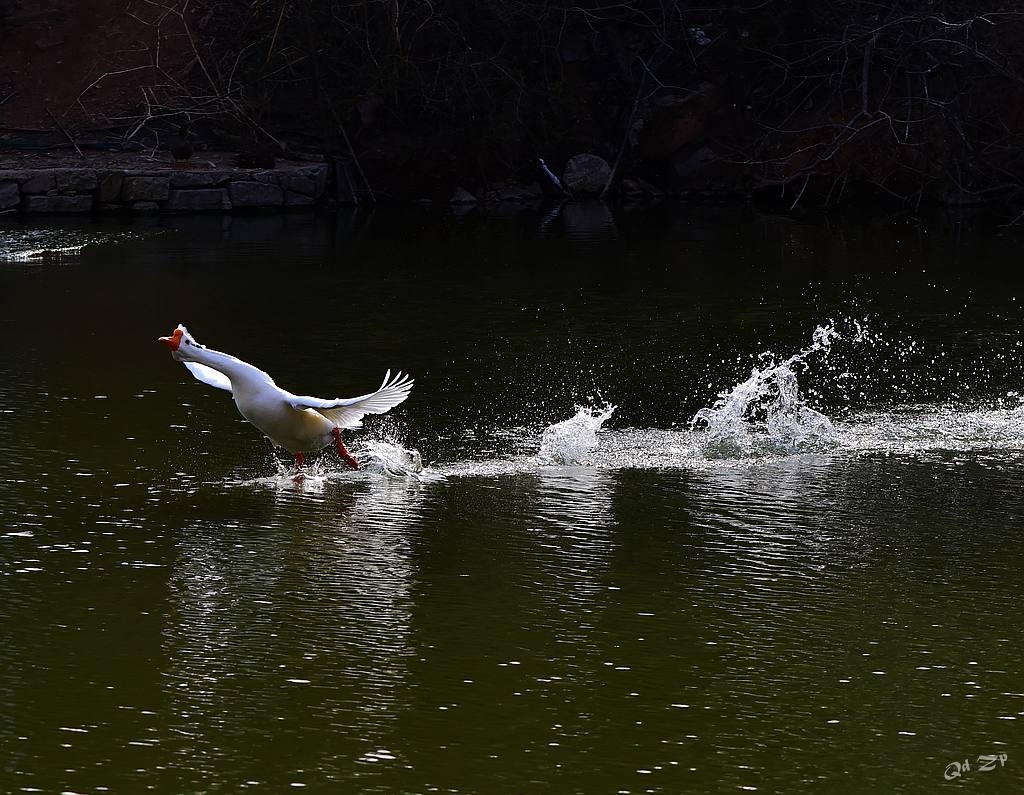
[0,0,196,130]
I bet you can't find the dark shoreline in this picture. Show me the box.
[1,154,1018,224]
[0,154,330,216]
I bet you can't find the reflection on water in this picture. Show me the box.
[162,479,424,788]
[0,224,144,261]
[2,210,1024,792]
[561,201,619,243]
[532,467,617,602]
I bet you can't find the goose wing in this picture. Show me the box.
[183,361,233,393]
[286,370,414,429]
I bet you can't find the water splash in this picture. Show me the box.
[356,417,423,477]
[358,440,424,477]
[837,401,1024,457]
[538,405,616,465]
[228,316,1024,483]
[233,436,423,493]
[241,457,333,493]
[692,324,840,458]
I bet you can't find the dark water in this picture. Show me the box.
[1,207,1023,793]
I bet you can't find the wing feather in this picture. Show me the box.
[287,370,414,429]
[184,361,233,393]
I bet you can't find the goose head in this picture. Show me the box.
[159,325,202,362]
[159,327,184,351]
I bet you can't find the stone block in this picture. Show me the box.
[55,169,98,192]
[307,165,328,196]
[122,176,170,202]
[280,173,317,196]
[164,188,231,212]
[251,170,281,185]
[96,171,124,202]
[284,190,315,206]
[21,173,55,194]
[131,201,161,213]
[229,180,284,207]
[170,171,231,187]
[0,181,19,210]
[24,194,93,213]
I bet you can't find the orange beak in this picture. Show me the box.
[159,328,183,351]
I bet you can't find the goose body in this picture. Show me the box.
[159,325,413,469]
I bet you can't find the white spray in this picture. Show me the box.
[538,405,616,465]
[692,324,839,457]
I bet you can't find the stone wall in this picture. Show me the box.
[0,164,329,214]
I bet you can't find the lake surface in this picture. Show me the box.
[1,206,1022,792]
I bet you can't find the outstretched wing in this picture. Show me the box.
[287,370,414,429]
[183,361,233,393]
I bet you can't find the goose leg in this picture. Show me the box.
[331,427,359,470]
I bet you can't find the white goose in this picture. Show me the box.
[159,325,413,470]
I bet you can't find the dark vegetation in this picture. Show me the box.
[5,1,1024,209]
